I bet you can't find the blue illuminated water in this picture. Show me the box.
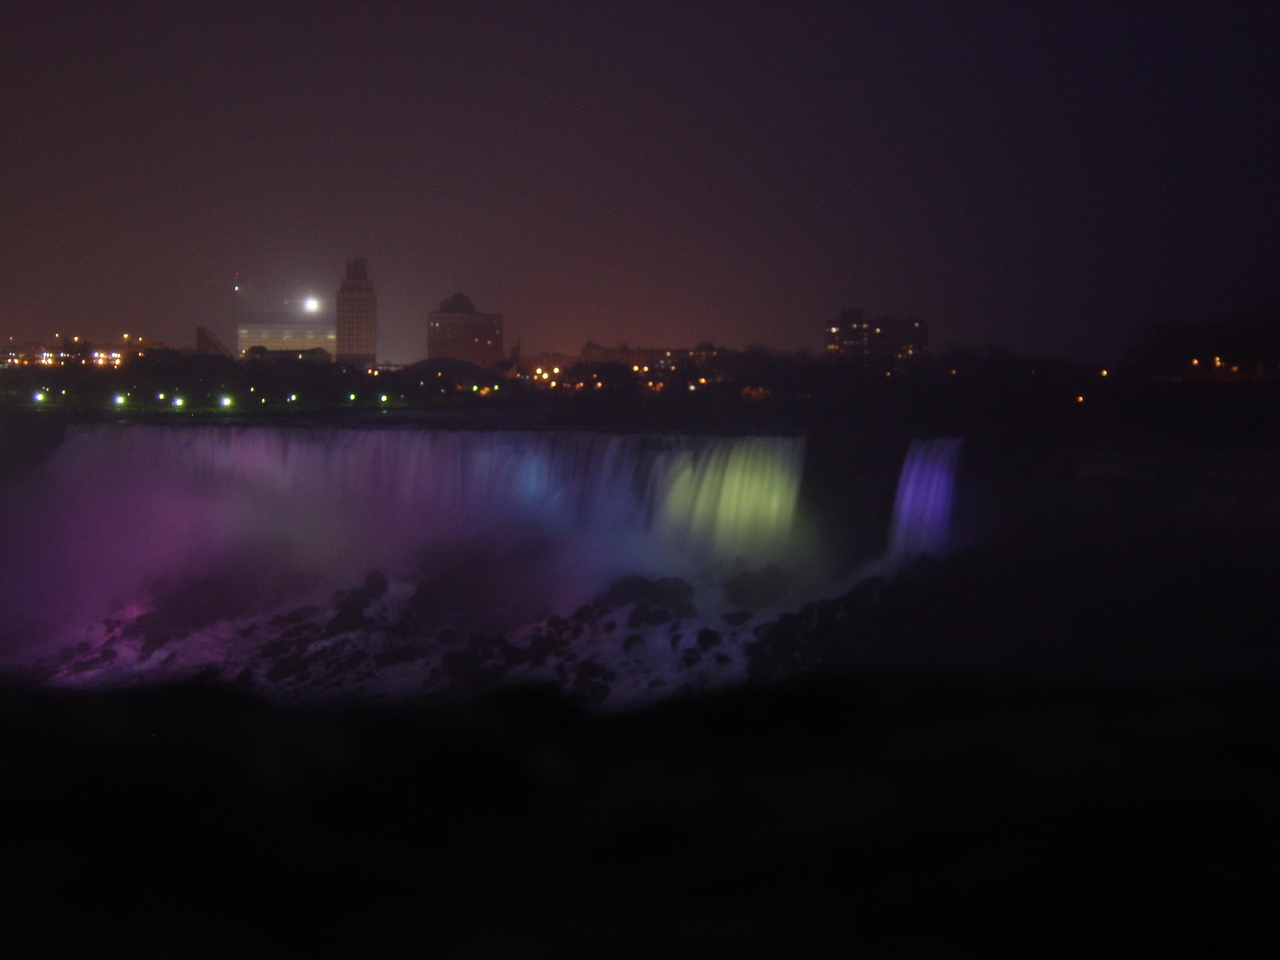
[887,439,963,559]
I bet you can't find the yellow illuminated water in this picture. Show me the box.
[654,437,804,561]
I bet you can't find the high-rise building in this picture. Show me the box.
[335,259,377,367]
[427,293,503,367]
[825,309,927,368]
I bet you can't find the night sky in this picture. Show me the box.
[2,1,1275,364]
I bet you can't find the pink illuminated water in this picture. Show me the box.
[0,425,805,654]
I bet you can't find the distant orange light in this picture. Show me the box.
[1076,396,1084,403]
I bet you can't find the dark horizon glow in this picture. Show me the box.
[1,2,1275,364]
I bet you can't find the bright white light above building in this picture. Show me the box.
[304,297,320,313]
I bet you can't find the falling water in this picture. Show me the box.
[887,438,963,560]
[0,427,970,701]
[0,425,805,649]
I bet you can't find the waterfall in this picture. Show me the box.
[0,427,971,700]
[0,425,804,644]
[887,438,962,560]
[48,424,804,556]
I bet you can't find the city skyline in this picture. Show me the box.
[1,2,1275,365]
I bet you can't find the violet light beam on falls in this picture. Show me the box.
[887,438,963,560]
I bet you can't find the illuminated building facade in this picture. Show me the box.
[825,310,927,367]
[427,294,503,367]
[2,335,156,367]
[237,306,335,357]
[335,258,377,367]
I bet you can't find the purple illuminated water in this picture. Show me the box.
[0,426,962,703]
[887,439,963,560]
[0,426,803,651]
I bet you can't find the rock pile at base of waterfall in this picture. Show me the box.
[28,567,830,707]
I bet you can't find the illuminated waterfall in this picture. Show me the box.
[0,426,805,642]
[652,436,805,559]
[0,427,973,699]
[887,438,962,559]
[55,425,804,558]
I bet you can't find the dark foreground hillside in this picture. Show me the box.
[1,669,1274,958]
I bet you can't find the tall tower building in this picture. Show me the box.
[335,259,377,367]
